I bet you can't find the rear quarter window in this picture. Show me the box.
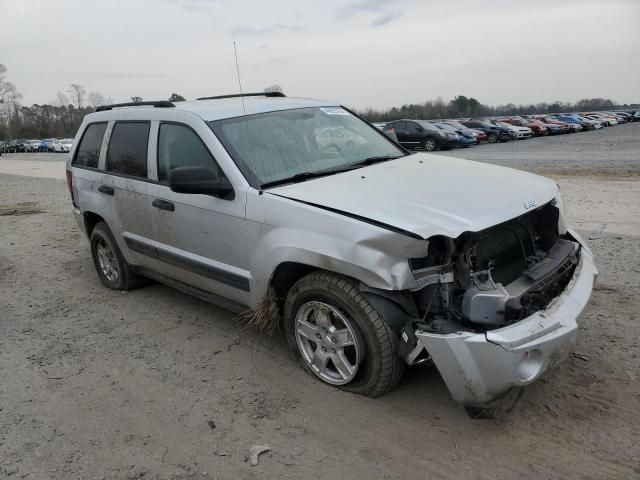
[73,122,107,168]
[106,122,150,178]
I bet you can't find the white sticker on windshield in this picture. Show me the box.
[320,107,349,115]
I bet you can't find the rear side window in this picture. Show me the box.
[73,123,107,168]
[157,123,223,182]
[106,122,150,178]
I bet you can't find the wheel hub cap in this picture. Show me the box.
[294,301,362,385]
[96,239,119,282]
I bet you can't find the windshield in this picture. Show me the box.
[494,122,511,128]
[415,121,439,131]
[445,121,467,130]
[209,107,405,187]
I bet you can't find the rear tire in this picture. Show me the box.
[284,271,404,397]
[90,222,145,290]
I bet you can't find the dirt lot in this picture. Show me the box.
[1,124,639,479]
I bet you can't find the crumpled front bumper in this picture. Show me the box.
[416,230,597,406]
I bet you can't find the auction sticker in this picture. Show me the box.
[320,107,349,115]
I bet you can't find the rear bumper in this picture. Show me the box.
[72,207,86,237]
[415,230,597,406]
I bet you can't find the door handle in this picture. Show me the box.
[152,198,175,212]
[98,185,114,196]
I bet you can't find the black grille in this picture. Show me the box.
[474,222,534,285]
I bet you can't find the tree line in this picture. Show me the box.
[356,95,633,122]
[0,62,634,139]
[0,64,188,140]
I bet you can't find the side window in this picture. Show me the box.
[106,122,150,178]
[157,123,223,182]
[408,122,422,133]
[73,123,107,168]
[392,121,407,133]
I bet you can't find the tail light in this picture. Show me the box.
[66,169,74,203]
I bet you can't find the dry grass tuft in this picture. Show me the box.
[239,289,281,336]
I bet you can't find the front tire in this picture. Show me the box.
[487,133,498,143]
[90,222,145,290]
[284,271,404,397]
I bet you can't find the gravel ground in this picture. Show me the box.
[0,124,639,479]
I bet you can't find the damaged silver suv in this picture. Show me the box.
[66,93,597,416]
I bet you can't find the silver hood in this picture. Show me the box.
[270,153,558,240]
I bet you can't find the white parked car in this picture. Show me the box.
[54,138,73,153]
[493,121,532,139]
[25,139,42,152]
[66,93,597,417]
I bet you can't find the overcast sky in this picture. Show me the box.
[1,0,639,109]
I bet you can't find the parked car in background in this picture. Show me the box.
[460,120,511,143]
[504,117,547,136]
[585,114,615,126]
[14,139,27,152]
[540,116,581,133]
[25,139,42,152]
[552,114,595,130]
[41,138,58,151]
[433,122,477,146]
[53,138,73,153]
[0,141,7,154]
[632,111,640,122]
[383,120,461,151]
[443,121,487,142]
[491,120,532,139]
[526,118,566,135]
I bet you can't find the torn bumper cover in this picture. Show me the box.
[415,241,597,406]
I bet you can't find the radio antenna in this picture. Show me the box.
[233,41,258,193]
[233,41,248,117]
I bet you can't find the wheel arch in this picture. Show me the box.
[83,210,106,237]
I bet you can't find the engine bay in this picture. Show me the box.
[410,201,580,332]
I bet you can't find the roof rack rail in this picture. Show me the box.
[95,100,175,112]
[196,92,286,101]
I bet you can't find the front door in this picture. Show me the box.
[147,122,251,306]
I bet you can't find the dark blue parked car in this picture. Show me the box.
[433,122,476,147]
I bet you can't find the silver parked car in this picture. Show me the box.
[66,93,597,417]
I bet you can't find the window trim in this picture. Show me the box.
[105,120,151,179]
[71,121,108,170]
[155,120,226,185]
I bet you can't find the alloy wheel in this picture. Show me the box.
[294,301,363,385]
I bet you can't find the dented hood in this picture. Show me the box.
[270,153,558,240]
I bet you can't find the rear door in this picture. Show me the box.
[100,121,156,268]
[390,121,409,145]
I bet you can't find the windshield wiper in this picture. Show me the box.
[261,155,405,189]
[261,168,351,189]
[347,154,404,168]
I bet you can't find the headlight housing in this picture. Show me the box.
[553,190,567,235]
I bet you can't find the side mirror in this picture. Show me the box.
[169,166,234,199]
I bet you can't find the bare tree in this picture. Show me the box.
[130,96,143,103]
[0,64,21,105]
[88,91,106,108]
[67,84,86,108]
[263,85,284,94]
[56,91,69,107]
